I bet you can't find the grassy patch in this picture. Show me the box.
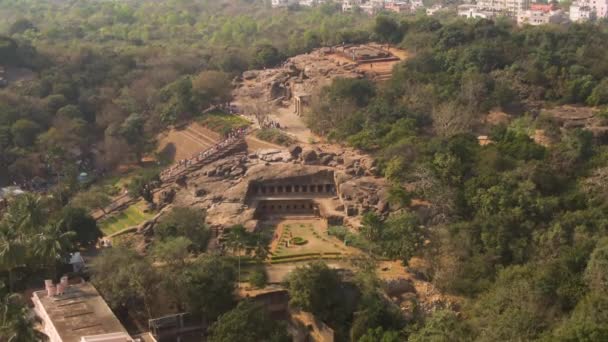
[255,128,295,146]
[198,110,251,136]
[99,201,155,236]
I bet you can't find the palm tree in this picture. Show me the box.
[34,221,75,280]
[0,284,38,341]
[3,194,45,235]
[0,229,26,292]
[224,225,251,287]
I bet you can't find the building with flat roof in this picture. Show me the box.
[569,0,605,21]
[271,0,298,8]
[517,8,566,25]
[32,280,134,342]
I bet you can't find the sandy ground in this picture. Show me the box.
[245,134,282,152]
[266,261,353,283]
[156,122,220,162]
[268,105,320,145]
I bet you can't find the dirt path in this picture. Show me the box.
[268,106,320,145]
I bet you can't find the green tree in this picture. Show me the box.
[286,261,350,325]
[552,293,608,341]
[71,186,112,214]
[127,169,160,203]
[208,300,290,342]
[373,16,404,44]
[224,225,253,285]
[91,247,159,318]
[58,207,101,247]
[409,310,472,342]
[178,255,236,321]
[35,221,75,278]
[253,44,282,68]
[359,327,401,342]
[0,194,47,290]
[152,236,192,269]
[8,18,36,36]
[10,119,40,148]
[584,238,608,294]
[119,113,153,163]
[155,206,210,252]
[587,78,608,106]
[0,284,38,342]
[191,70,233,108]
[248,267,268,289]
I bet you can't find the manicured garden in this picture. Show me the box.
[270,220,356,264]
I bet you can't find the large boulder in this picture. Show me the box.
[289,145,303,158]
[319,154,335,165]
[302,150,318,164]
[243,70,258,80]
[384,278,416,297]
[158,188,176,206]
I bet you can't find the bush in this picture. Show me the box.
[291,237,308,245]
[249,267,268,288]
[199,111,250,136]
[328,226,373,251]
[256,128,296,146]
[271,253,321,261]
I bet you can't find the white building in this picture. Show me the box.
[32,279,135,342]
[342,0,361,11]
[570,3,594,21]
[569,0,607,21]
[384,0,411,12]
[518,9,565,25]
[458,4,492,18]
[475,0,530,16]
[410,0,425,11]
[426,4,444,15]
[271,0,299,8]
[360,0,386,14]
[299,0,328,6]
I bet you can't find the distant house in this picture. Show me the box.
[458,4,492,18]
[299,0,328,6]
[570,2,595,21]
[342,0,361,12]
[426,3,444,15]
[518,8,566,25]
[385,1,411,13]
[569,0,608,20]
[271,0,298,8]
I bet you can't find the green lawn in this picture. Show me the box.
[99,201,154,236]
[198,110,251,136]
[255,128,295,146]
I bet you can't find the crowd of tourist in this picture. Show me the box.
[160,127,248,180]
[261,120,282,129]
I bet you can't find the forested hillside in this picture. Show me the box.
[309,16,608,341]
[2,0,608,340]
[0,0,371,186]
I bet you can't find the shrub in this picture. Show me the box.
[291,237,308,245]
[249,267,268,288]
[256,128,295,146]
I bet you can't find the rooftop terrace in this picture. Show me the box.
[32,282,131,342]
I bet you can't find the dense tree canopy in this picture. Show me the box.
[208,301,291,342]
